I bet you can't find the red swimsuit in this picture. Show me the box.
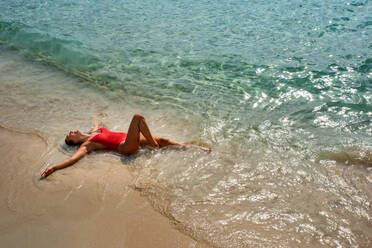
[89,127,127,151]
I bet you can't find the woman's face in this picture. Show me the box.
[65,130,82,144]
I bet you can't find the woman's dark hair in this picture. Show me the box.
[65,139,75,146]
[65,138,82,146]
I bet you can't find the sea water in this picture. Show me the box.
[0,0,371,247]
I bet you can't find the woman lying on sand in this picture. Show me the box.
[41,114,211,179]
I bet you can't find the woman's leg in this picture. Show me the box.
[118,114,159,155]
[150,137,212,152]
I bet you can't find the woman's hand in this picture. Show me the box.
[89,115,101,134]
[41,166,55,179]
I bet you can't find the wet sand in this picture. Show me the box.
[0,127,210,248]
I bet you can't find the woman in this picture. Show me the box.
[41,114,211,179]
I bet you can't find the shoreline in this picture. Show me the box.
[1,37,371,247]
[0,126,211,248]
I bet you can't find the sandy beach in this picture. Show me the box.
[0,126,211,248]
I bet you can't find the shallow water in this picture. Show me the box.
[1,0,372,247]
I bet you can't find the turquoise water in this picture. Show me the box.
[1,0,372,247]
[1,0,371,136]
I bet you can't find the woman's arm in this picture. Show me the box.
[88,117,100,134]
[41,144,89,179]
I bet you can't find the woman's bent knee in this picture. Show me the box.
[133,113,144,120]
